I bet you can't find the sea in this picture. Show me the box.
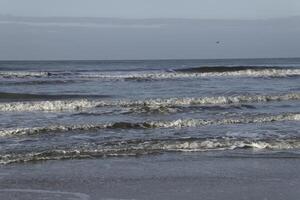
[0,58,300,164]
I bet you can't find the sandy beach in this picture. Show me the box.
[1,152,300,200]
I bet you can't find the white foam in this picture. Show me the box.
[1,69,300,80]
[0,71,50,78]
[138,93,300,106]
[1,113,299,137]
[148,113,300,128]
[159,138,300,151]
[79,69,300,79]
[1,137,300,164]
[0,93,299,112]
[0,99,101,112]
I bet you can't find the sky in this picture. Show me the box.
[0,0,300,60]
[1,0,300,19]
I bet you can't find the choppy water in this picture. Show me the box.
[0,58,300,164]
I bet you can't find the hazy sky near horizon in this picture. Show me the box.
[0,0,300,19]
[0,0,300,60]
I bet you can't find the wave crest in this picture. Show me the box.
[1,113,299,137]
[1,137,300,164]
[0,93,299,112]
[0,71,51,78]
[79,69,300,80]
[1,68,300,80]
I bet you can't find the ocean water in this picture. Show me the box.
[0,58,300,164]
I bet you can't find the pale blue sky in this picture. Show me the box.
[0,0,300,60]
[0,0,300,19]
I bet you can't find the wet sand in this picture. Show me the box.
[1,152,300,200]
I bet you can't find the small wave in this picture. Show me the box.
[1,113,299,137]
[1,68,300,80]
[79,69,300,80]
[0,93,299,112]
[0,99,99,112]
[1,137,300,164]
[0,71,52,78]
[175,66,282,73]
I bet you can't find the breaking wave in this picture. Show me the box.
[1,137,300,164]
[0,93,299,112]
[1,112,299,137]
[78,69,300,80]
[1,67,300,80]
[0,71,52,78]
[175,66,286,73]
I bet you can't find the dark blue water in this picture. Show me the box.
[0,58,300,164]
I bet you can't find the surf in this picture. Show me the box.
[1,112,299,137]
[2,136,300,164]
[0,93,299,112]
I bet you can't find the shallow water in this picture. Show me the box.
[0,58,300,164]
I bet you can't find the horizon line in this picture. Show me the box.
[1,14,300,21]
